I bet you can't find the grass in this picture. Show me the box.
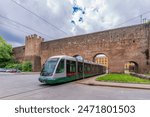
[96,74,150,84]
[147,74,150,76]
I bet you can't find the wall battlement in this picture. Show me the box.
[25,34,44,41]
[25,34,44,57]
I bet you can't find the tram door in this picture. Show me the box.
[77,62,83,79]
[66,60,77,78]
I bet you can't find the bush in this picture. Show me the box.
[0,57,17,68]
[0,61,9,68]
[22,61,32,72]
[4,61,32,72]
[5,63,22,71]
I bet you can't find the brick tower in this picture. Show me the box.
[24,34,44,72]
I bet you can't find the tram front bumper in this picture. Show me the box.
[39,76,54,83]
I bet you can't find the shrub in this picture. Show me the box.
[4,61,32,72]
[0,61,8,68]
[5,63,22,70]
[22,61,32,72]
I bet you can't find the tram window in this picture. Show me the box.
[67,60,76,73]
[86,64,90,72]
[78,62,83,73]
[93,66,95,71]
[56,59,64,73]
[91,65,93,73]
[84,63,88,72]
[87,64,91,72]
[41,58,59,76]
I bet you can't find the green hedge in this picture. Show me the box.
[22,61,32,72]
[4,61,32,72]
[5,63,22,70]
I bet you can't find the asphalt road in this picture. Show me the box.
[0,73,150,100]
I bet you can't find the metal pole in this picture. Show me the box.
[82,58,85,79]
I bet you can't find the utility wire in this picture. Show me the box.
[116,10,150,27]
[0,22,32,35]
[0,15,53,38]
[11,0,69,35]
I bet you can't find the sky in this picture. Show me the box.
[0,0,150,47]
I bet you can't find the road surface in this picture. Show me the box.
[0,73,150,100]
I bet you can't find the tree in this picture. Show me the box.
[0,36,13,67]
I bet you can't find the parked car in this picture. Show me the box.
[0,68,6,72]
[6,69,21,73]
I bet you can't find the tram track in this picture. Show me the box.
[0,85,51,99]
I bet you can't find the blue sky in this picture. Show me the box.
[0,0,150,47]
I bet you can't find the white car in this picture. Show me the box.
[0,68,6,72]
[6,69,21,73]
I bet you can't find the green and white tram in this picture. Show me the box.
[39,55,106,84]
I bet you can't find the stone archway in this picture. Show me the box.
[124,61,138,73]
[93,53,109,73]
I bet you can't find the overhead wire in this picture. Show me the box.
[11,0,69,35]
[0,15,53,38]
[115,10,150,28]
[0,22,32,35]
[3,0,150,39]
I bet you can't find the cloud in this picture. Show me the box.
[70,0,150,34]
[104,0,150,27]
[0,0,73,46]
[0,0,150,47]
[0,27,24,47]
[70,0,121,34]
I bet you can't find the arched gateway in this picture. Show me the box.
[93,53,109,73]
[124,61,138,73]
[13,24,150,73]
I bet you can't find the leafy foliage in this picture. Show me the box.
[5,63,22,70]
[0,36,32,72]
[5,61,32,72]
[0,36,12,62]
[22,61,32,72]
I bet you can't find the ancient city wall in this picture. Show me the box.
[13,46,25,62]
[13,24,150,73]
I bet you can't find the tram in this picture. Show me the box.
[39,55,106,84]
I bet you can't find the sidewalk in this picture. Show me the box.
[76,75,150,90]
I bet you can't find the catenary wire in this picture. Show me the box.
[11,0,69,35]
[0,15,53,38]
[116,10,150,27]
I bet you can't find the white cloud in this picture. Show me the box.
[70,0,121,34]
[0,0,150,47]
[47,0,61,14]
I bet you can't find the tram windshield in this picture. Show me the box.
[41,58,59,76]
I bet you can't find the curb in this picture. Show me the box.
[76,75,150,90]
[76,74,150,90]
[78,82,150,90]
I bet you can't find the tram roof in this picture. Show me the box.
[48,55,105,66]
[49,55,76,61]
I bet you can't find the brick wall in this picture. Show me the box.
[13,24,150,73]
